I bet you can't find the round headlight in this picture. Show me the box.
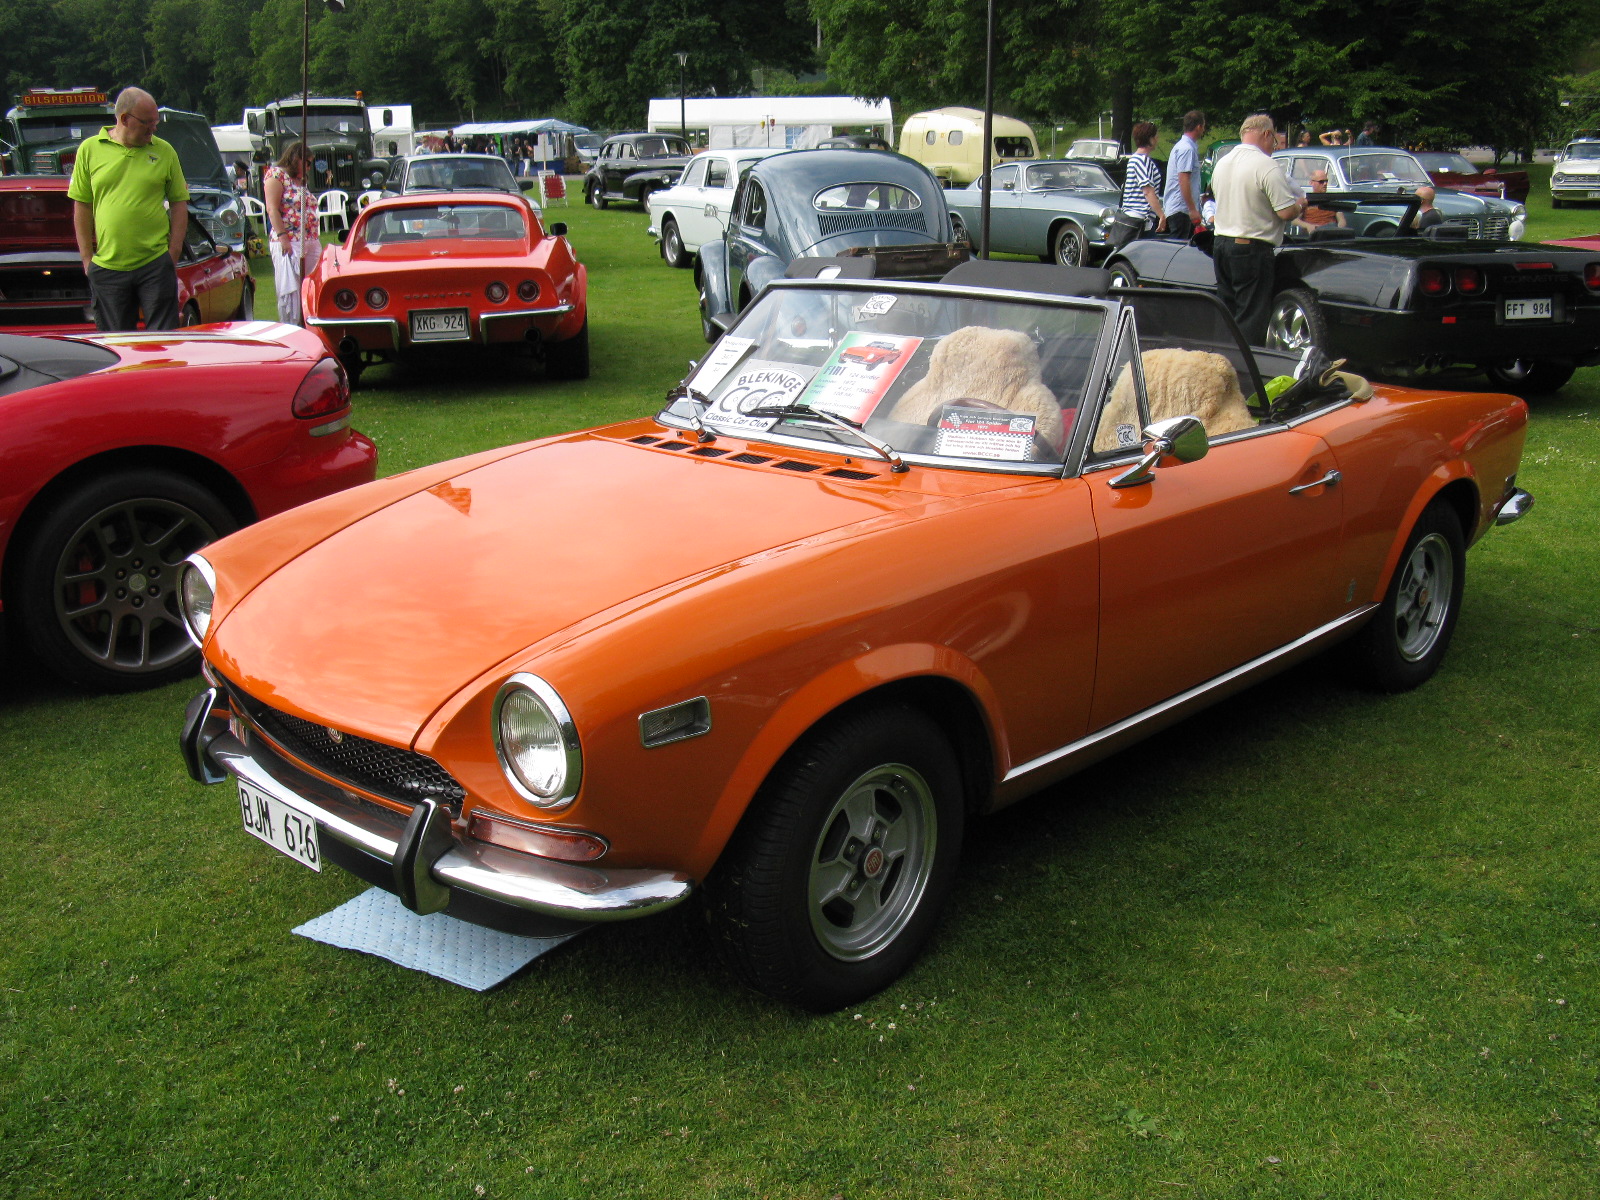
[179,555,216,648]
[494,674,581,806]
[1510,216,1527,241]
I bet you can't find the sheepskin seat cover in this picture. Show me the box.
[889,326,1066,453]
[1093,347,1256,454]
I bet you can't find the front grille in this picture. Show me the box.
[816,211,928,237]
[1482,214,1510,240]
[230,686,466,808]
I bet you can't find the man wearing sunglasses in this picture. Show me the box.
[1293,171,1347,233]
[68,86,189,331]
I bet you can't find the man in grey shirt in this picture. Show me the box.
[1162,110,1206,240]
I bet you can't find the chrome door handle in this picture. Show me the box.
[1289,469,1342,495]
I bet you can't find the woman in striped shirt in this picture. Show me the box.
[1121,121,1167,236]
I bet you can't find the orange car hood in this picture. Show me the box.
[211,431,1017,745]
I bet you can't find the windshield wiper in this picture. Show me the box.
[742,402,907,472]
[664,384,716,442]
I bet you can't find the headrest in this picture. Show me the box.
[942,259,1113,298]
[1308,226,1359,241]
[1420,223,1470,239]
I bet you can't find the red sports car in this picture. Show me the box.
[0,323,376,691]
[0,176,254,334]
[303,190,588,385]
[1413,151,1530,203]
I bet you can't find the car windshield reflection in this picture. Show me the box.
[660,285,1106,471]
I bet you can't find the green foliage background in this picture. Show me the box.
[0,0,1597,148]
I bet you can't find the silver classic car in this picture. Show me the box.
[646,147,790,267]
[944,161,1141,266]
[1274,146,1527,240]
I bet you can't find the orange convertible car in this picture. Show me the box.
[302,190,588,385]
[179,261,1533,1010]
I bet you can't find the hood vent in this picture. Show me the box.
[625,435,880,480]
[729,452,773,464]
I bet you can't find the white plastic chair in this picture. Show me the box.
[241,194,266,220]
[356,190,381,211]
[318,189,350,232]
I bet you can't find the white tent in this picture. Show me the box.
[645,96,892,150]
[446,118,591,170]
[369,104,415,157]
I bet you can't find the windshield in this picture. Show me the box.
[16,116,102,144]
[361,203,527,245]
[1566,143,1600,159]
[1415,152,1477,174]
[633,136,688,157]
[1069,141,1118,158]
[658,285,1107,471]
[1344,153,1430,185]
[405,157,519,193]
[276,112,368,137]
[1025,162,1115,190]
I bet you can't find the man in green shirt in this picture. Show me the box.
[68,86,189,331]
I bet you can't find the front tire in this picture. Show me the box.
[950,215,972,250]
[587,182,608,210]
[661,216,691,268]
[1342,501,1465,692]
[544,317,590,380]
[698,283,718,344]
[1482,357,1575,395]
[11,470,237,691]
[1049,222,1089,267]
[704,705,964,1012]
[1552,197,1566,210]
[1265,287,1329,357]
[232,281,255,322]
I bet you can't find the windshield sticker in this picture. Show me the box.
[855,294,898,320]
[706,361,816,432]
[936,407,1039,461]
[796,333,923,423]
[689,336,756,395]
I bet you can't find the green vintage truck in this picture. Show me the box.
[3,87,114,175]
[251,97,390,196]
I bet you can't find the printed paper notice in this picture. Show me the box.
[796,333,923,423]
[935,407,1038,461]
[689,336,756,395]
[703,360,816,434]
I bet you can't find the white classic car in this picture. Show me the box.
[646,147,790,267]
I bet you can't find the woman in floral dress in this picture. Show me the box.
[263,141,321,326]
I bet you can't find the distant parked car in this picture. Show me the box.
[379,153,527,198]
[695,149,966,342]
[1413,151,1529,202]
[944,160,1141,265]
[647,147,790,267]
[1550,137,1600,208]
[303,189,588,385]
[583,133,693,209]
[1066,137,1130,186]
[816,135,891,151]
[160,107,251,251]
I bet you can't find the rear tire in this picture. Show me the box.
[231,281,255,322]
[661,217,691,268]
[1341,501,1465,693]
[1265,287,1329,357]
[698,283,719,343]
[704,705,964,1011]
[544,317,590,380]
[11,470,237,691]
[179,302,202,328]
[1482,357,1574,395]
[1107,260,1139,288]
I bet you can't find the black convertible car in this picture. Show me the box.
[1105,195,1600,393]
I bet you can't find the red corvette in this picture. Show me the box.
[0,323,376,691]
[1413,151,1530,203]
[0,176,254,334]
[303,190,588,385]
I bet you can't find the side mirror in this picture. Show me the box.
[1109,415,1209,489]
[550,222,568,237]
[518,177,538,191]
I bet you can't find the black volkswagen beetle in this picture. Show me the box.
[1105,194,1600,393]
[696,149,967,342]
[583,133,694,209]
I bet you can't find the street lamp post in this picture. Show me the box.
[675,52,688,144]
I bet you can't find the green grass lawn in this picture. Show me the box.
[2,192,1598,1200]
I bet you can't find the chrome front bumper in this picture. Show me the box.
[181,688,692,930]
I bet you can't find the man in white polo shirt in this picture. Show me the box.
[1211,113,1301,345]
